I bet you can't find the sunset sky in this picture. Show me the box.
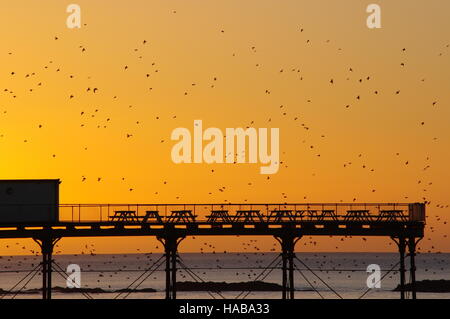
[0,0,449,255]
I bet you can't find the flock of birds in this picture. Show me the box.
[0,239,449,296]
[0,6,449,284]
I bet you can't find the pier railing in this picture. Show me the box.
[55,203,425,224]
[0,202,425,225]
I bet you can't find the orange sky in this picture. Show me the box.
[0,0,449,255]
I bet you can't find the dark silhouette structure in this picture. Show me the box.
[0,202,425,299]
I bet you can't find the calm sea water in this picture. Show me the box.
[0,252,448,299]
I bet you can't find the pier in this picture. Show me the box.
[0,202,425,300]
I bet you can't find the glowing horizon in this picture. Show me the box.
[0,0,449,255]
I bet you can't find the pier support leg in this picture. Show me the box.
[288,246,294,300]
[281,250,287,300]
[33,237,60,300]
[165,244,171,300]
[393,237,407,299]
[157,235,184,300]
[275,235,299,300]
[171,245,177,299]
[408,237,418,300]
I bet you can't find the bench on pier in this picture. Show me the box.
[267,210,295,222]
[377,210,407,222]
[109,210,139,223]
[206,210,233,223]
[295,210,319,220]
[167,210,197,223]
[233,210,264,223]
[319,210,338,221]
[294,210,337,221]
[142,210,163,223]
[344,210,372,222]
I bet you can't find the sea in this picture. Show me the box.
[0,252,448,299]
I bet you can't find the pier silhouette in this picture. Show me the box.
[0,202,425,300]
